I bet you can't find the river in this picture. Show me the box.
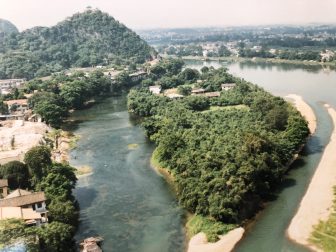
[70,60,336,252]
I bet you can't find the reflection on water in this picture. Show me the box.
[70,97,185,252]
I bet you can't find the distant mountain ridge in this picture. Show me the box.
[0,18,18,35]
[0,9,156,79]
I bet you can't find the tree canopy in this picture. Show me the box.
[0,9,155,79]
[128,66,309,226]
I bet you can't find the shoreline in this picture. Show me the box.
[187,228,245,252]
[150,150,245,252]
[285,94,317,134]
[287,104,336,251]
[164,55,336,68]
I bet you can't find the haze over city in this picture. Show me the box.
[1,0,336,31]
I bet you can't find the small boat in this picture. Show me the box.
[80,237,104,252]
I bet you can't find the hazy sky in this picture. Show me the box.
[1,0,336,31]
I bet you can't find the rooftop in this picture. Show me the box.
[5,189,31,199]
[4,99,28,106]
[191,88,206,93]
[221,83,236,87]
[0,79,25,84]
[0,189,46,207]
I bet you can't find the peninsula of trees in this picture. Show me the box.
[128,59,310,240]
[0,9,156,79]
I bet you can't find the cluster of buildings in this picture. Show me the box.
[0,98,41,122]
[0,79,25,96]
[149,82,236,99]
[0,179,48,226]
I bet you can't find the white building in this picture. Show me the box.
[0,79,25,89]
[221,83,236,91]
[149,85,162,95]
[4,99,29,114]
[320,50,335,62]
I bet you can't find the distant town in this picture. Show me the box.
[138,25,336,63]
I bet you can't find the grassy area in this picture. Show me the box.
[186,215,236,242]
[310,187,336,251]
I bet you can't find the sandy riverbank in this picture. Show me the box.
[285,94,317,134]
[287,104,336,251]
[187,228,245,252]
[0,120,50,164]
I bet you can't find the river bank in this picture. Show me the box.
[166,55,336,68]
[287,104,336,251]
[285,94,317,134]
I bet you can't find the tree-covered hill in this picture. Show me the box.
[0,9,156,79]
[0,18,18,35]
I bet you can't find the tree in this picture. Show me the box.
[34,101,68,128]
[0,161,30,189]
[37,163,77,202]
[37,222,75,252]
[60,80,88,109]
[0,219,26,247]
[24,146,52,185]
[0,98,8,114]
[177,85,192,96]
[178,68,200,83]
[201,66,209,74]
[0,219,39,250]
[217,45,231,57]
[48,200,79,226]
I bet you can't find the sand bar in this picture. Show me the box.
[287,104,336,251]
[187,227,245,252]
[286,94,317,134]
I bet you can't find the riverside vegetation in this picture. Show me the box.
[0,146,78,251]
[310,187,336,251]
[128,59,310,241]
[0,9,156,251]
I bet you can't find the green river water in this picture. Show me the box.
[70,60,336,252]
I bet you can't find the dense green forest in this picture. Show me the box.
[0,19,18,36]
[0,146,78,251]
[0,9,156,79]
[128,62,309,239]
